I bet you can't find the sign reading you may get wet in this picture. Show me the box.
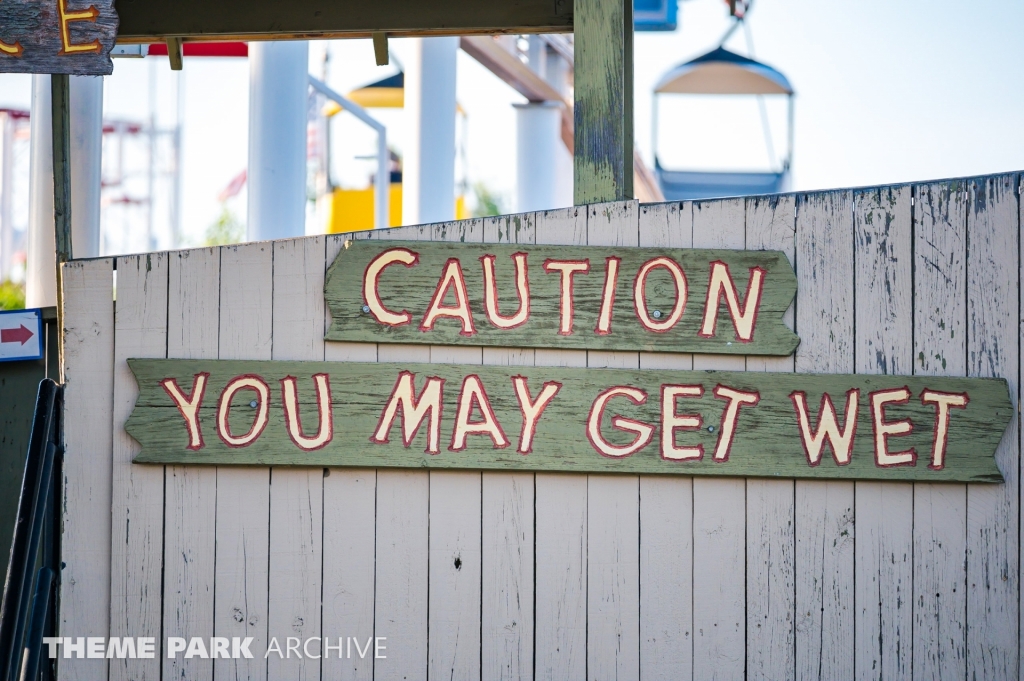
[124,241,1014,482]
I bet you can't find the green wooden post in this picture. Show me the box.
[573,0,634,204]
[50,74,72,382]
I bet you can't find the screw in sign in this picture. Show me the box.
[0,309,44,362]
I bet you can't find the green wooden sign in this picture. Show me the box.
[126,359,1010,483]
[324,241,800,356]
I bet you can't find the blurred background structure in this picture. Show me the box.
[0,0,1022,307]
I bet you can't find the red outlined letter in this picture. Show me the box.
[587,386,653,458]
[217,375,271,448]
[160,372,209,451]
[699,261,766,342]
[511,375,562,454]
[595,256,621,335]
[58,0,101,54]
[543,259,590,335]
[634,257,688,333]
[451,375,510,451]
[280,374,334,451]
[790,389,859,466]
[363,247,419,326]
[870,387,915,467]
[420,258,476,336]
[481,253,530,329]
[711,384,760,462]
[660,384,704,461]
[921,389,969,471]
[371,371,445,454]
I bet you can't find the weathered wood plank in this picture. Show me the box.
[214,242,273,681]
[163,247,220,681]
[59,258,114,681]
[692,198,746,681]
[109,253,168,681]
[794,191,855,681]
[267,237,325,681]
[481,471,534,681]
[535,205,588,681]
[114,0,573,42]
[374,341,430,680]
[325,236,799,356]
[852,185,913,681]
[322,234,377,681]
[965,173,1019,680]
[0,0,117,75]
[428,471,483,680]
[583,202,641,681]
[744,193,797,681]
[912,180,969,681]
[638,201,695,681]
[427,220,484,681]
[586,202,641,681]
[481,212,535,681]
[573,0,632,203]
[373,466,429,680]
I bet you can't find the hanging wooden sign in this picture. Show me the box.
[125,358,1011,483]
[0,0,118,75]
[324,241,800,356]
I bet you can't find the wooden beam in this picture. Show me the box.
[113,0,573,42]
[573,0,633,203]
[50,74,71,381]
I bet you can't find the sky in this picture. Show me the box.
[0,0,1022,250]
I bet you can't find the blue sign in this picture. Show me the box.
[0,308,44,363]
[635,0,678,31]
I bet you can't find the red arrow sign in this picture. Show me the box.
[1,324,34,345]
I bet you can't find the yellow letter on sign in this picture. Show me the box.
[57,0,101,54]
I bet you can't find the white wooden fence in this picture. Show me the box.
[59,171,1022,680]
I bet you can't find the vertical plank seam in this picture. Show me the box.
[850,191,858,681]
[1017,171,1023,681]
[159,255,170,680]
[264,245,275,681]
[320,238,328,681]
[963,181,971,681]
[909,184,917,681]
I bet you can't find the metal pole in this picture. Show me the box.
[307,77,389,231]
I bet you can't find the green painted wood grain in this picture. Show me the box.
[126,358,1010,483]
[574,0,632,203]
[324,240,800,355]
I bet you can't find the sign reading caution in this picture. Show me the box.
[324,241,800,356]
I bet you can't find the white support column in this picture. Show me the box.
[403,36,458,226]
[247,40,309,242]
[514,102,561,212]
[516,37,571,212]
[26,76,52,307]
[26,74,103,308]
[70,76,104,259]
[0,112,14,282]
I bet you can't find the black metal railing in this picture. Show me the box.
[0,379,63,681]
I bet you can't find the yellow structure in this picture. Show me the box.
[326,185,468,234]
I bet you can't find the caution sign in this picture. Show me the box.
[0,308,44,362]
